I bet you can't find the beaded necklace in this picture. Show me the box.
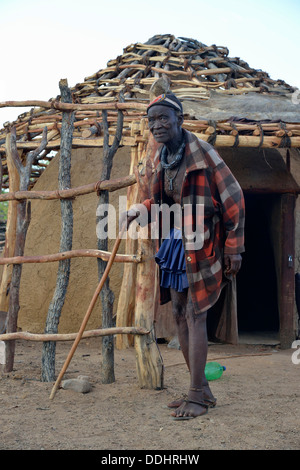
[160,140,185,191]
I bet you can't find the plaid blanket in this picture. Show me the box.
[143,129,245,314]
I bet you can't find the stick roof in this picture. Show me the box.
[0,34,299,189]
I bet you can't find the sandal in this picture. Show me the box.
[167,396,187,409]
[168,395,216,409]
[189,387,217,408]
[204,397,217,408]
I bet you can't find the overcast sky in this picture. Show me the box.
[1,0,299,126]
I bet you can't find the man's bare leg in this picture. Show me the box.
[169,289,216,418]
[169,289,190,366]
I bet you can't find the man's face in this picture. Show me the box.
[147,105,183,145]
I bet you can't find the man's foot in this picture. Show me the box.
[168,386,216,409]
[171,400,208,420]
[170,387,215,419]
[167,396,187,409]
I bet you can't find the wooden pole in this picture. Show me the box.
[0,249,141,265]
[116,126,159,350]
[0,134,135,152]
[134,225,164,390]
[0,100,147,112]
[49,224,126,400]
[279,194,297,348]
[4,127,48,372]
[2,129,300,155]
[97,95,124,384]
[137,133,300,149]
[0,174,137,202]
[0,134,20,312]
[42,79,74,382]
[116,123,140,350]
[0,326,149,342]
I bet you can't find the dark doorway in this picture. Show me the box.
[237,193,280,333]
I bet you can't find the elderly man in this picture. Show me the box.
[125,93,245,420]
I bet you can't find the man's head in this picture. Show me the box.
[147,94,184,146]
[147,93,183,114]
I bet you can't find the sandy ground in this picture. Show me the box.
[0,337,299,451]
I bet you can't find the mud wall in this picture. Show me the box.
[18,146,131,333]
[13,145,300,335]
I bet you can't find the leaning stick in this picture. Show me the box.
[49,223,127,400]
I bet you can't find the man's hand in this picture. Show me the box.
[119,209,139,230]
[119,204,145,230]
[224,254,242,277]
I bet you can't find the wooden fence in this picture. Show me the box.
[0,81,163,395]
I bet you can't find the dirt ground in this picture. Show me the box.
[0,337,299,451]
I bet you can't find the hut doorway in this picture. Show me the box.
[218,147,298,347]
[237,193,280,335]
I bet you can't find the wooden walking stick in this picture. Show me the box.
[49,222,127,400]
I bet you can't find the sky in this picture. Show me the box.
[0,0,299,126]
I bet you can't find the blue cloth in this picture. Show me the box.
[155,228,189,292]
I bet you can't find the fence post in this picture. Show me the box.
[41,79,74,381]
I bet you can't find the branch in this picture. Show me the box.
[10,127,23,175]
[102,109,109,153]
[0,174,137,201]
[26,126,48,171]
[10,126,48,190]
[109,91,125,157]
[0,326,150,342]
[20,200,31,235]
[0,100,147,112]
[0,249,142,265]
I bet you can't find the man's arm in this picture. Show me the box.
[213,160,245,276]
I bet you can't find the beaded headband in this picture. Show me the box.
[147,94,183,113]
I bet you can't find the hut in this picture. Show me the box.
[0,33,299,356]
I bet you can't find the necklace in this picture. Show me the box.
[160,141,185,191]
[165,166,180,191]
[160,140,185,170]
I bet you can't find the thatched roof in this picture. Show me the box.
[0,33,299,189]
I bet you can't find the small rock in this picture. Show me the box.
[61,376,92,394]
